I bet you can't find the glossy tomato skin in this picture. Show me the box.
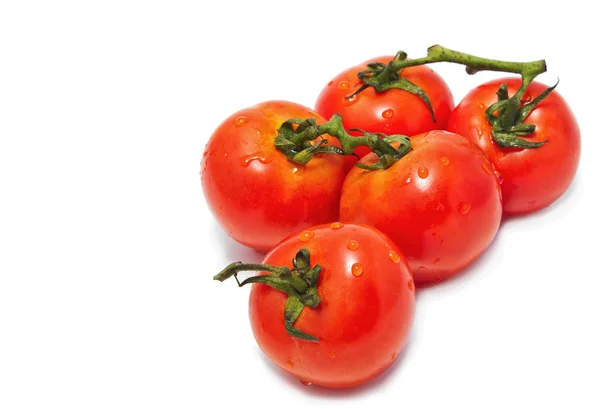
[201,101,350,252]
[340,131,502,285]
[315,56,454,157]
[249,223,415,388]
[447,78,581,215]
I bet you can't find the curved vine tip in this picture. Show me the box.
[214,249,322,342]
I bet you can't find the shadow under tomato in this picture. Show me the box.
[255,340,413,397]
[416,173,582,294]
[500,173,582,224]
[415,217,505,294]
[210,220,264,264]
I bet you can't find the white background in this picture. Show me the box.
[1,1,599,408]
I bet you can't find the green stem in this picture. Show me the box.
[275,114,412,170]
[214,249,322,342]
[349,45,551,149]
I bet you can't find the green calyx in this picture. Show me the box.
[275,113,412,170]
[213,248,322,342]
[346,44,553,149]
[346,51,436,122]
[485,80,558,148]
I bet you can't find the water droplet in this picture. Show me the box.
[240,154,273,167]
[418,166,429,179]
[382,108,394,119]
[482,161,492,174]
[347,240,359,251]
[342,94,359,105]
[329,351,336,359]
[479,103,485,110]
[327,80,334,86]
[494,170,503,184]
[234,116,248,126]
[432,232,440,239]
[389,251,401,263]
[338,81,350,89]
[458,202,471,215]
[470,125,482,140]
[434,258,441,265]
[383,123,392,132]
[407,280,415,291]
[299,230,314,242]
[286,360,294,368]
[351,263,363,277]
[300,380,312,386]
[261,324,266,333]
[406,155,412,161]
[330,222,344,229]
[440,157,450,166]
[436,204,445,211]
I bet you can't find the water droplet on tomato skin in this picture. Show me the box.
[407,280,415,291]
[329,351,337,359]
[494,170,504,184]
[300,380,312,386]
[338,81,350,89]
[286,360,294,368]
[327,80,334,86]
[418,166,429,179]
[389,251,401,263]
[440,157,450,166]
[434,258,441,265]
[342,94,359,105]
[330,222,344,230]
[347,240,359,251]
[234,116,248,126]
[351,263,363,277]
[458,202,471,215]
[239,154,272,167]
[299,231,314,242]
[482,161,493,174]
[382,108,394,119]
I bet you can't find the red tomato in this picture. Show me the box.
[340,131,502,284]
[315,56,454,157]
[201,101,349,252]
[248,223,415,388]
[447,78,581,215]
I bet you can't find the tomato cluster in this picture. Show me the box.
[204,46,580,388]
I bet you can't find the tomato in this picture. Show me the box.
[201,101,349,252]
[314,56,454,157]
[447,78,580,215]
[340,130,502,285]
[239,223,415,388]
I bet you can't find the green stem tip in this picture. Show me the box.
[214,249,322,342]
